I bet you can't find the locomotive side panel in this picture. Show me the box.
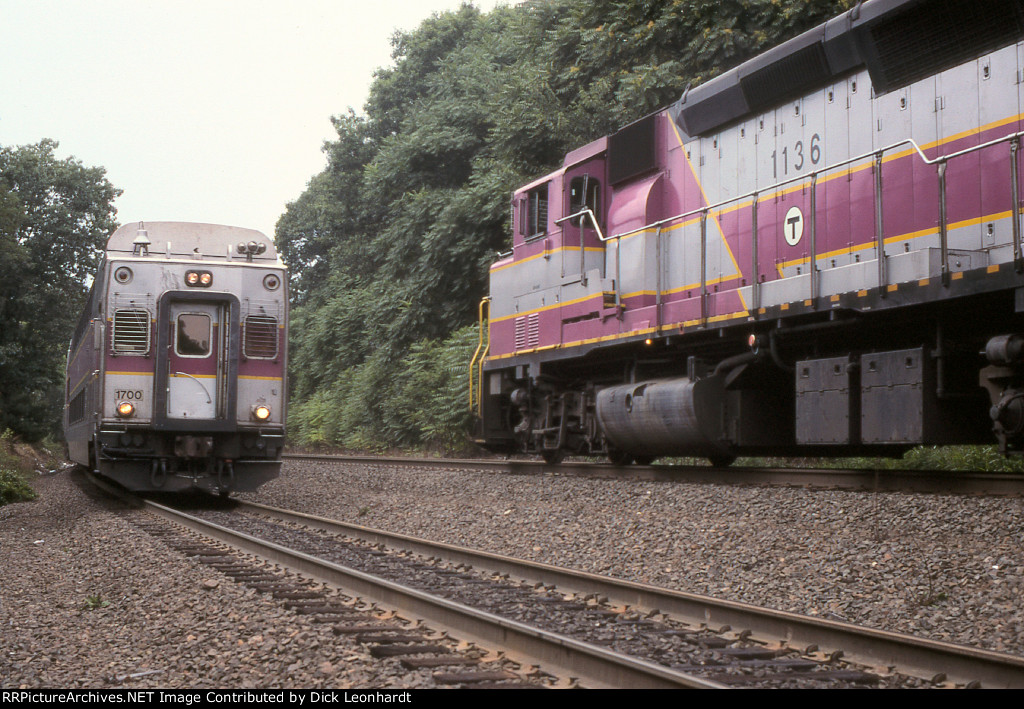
[237,265,287,427]
[489,46,1024,362]
[65,267,107,467]
[105,264,156,423]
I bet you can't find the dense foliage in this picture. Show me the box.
[0,140,120,440]
[0,430,40,506]
[0,466,36,505]
[281,0,852,451]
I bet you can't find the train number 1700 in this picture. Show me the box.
[115,390,144,400]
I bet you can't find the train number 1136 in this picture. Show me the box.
[772,133,821,178]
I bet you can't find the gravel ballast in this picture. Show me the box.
[2,460,1022,689]
[243,460,1024,656]
[0,470,429,689]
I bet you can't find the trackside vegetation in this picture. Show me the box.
[0,467,35,506]
[0,430,38,506]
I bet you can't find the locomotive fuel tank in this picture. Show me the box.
[596,378,732,462]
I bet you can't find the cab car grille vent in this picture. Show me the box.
[111,308,151,355]
[243,314,278,359]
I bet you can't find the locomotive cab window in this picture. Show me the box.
[175,313,211,357]
[520,184,548,239]
[569,176,601,228]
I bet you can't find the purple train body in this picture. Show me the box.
[64,222,288,493]
[471,0,1024,464]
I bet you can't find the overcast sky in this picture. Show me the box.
[0,0,505,239]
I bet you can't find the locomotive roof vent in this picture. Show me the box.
[672,0,1024,138]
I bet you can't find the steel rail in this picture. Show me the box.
[142,498,725,689]
[237,499,1024,689]
[281,453,1024,496]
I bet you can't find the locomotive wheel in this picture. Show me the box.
[607,448,634,466]
[541,448,565,465]
[708,455,736,468]
[633,456,655,466]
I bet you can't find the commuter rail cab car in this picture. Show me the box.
[471,0,1024,465]
[65,222,288,493]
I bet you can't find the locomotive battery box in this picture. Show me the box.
[796,356,859,445]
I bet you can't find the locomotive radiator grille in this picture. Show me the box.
[242,298,283,359]
[514,313,540,351]
[870,0,1024,91]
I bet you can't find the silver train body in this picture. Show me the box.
[64,222,288,493]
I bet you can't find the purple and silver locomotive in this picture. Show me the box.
[64,222,287,493]
[472,0,1024,464]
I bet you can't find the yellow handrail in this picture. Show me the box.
[468,297,490,416]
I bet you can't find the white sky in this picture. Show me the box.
[0,0,505,239]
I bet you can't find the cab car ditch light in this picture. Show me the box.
[116,401,135,418]
[253,405,271,421]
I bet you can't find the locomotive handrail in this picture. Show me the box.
[469,297,490,415]
[554,208,610,287]
[554,207,607,241]
[1012,138,1022,268]
[172,371,213,403]
[603,131,1024,244]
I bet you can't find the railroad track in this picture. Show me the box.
[129,513,544,688]
[133,489,1024,689]
[282,452,1024,496]
[139,498,721,688]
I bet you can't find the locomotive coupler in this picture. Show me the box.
[174,435,214,458]
[150,459,168,488]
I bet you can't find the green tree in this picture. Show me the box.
[0,140,120,440]
[277,111,378,305]
[0,185,31,436]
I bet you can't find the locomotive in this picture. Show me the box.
[64,221,288,493]
[471,0,1024,465]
